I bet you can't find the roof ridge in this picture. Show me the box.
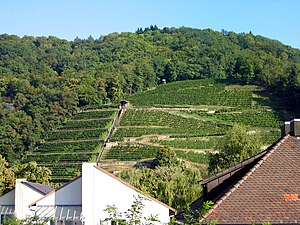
[202,134,290,221]
[25,181,52,188]
[22,181,54,195]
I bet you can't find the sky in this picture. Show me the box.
[0,0,299,49]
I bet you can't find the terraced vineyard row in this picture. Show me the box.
[128,79,253,107]
[46,164,82,183]
[188,110,283,128]
[102,144,161,161]
[25,152,98,164]
[72,110,116,120]
[115,109,226,137]
[105,79,283,167]
[44,128,108,141]
[154,138,223,149]
[106,109,226,162]
[24,107,118,183]
[58,118,113,130]
[34,140,102,154]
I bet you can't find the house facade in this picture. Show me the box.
[0,179,53,224]
[81,163,174,225]
[0,163,175,225]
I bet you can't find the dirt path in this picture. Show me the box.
[97,106,125,162]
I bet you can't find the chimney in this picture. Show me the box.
[15,178,27,220]
[291,119,300,136]
[281,121,291,137]
[281,119,300,137]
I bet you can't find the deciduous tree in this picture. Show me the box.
[13,161,52,185]
[208,124,262,173]
[0,155,15,195]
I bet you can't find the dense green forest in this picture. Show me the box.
[0,26,300,164]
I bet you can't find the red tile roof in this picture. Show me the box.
[203,135,300,224]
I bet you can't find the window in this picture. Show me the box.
[0,215,4,225]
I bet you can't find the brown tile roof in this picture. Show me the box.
[203,135,300,224]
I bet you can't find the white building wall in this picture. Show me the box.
[82,164,95,225]
[15,179,45,220]
[34,191,55,206]
[82,163,171,225]
[55,177,82,205]
[35,177,82,207]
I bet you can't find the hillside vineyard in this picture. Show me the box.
[0,27,299,200]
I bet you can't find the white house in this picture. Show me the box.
[28,163,175,225]
[0,179,54,224]
[81,163,175,225]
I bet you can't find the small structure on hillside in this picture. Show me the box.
[120,100,130,108]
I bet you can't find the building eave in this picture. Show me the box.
[94,166,176,213]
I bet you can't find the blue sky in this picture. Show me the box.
[0,0,299,49]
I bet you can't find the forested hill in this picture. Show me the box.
[0,27,299,163]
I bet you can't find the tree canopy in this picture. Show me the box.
[118,148,202,210]
[208,124,262,173]
[0,154,52,195]
[0,155,15,195]
[0,27,299,164]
